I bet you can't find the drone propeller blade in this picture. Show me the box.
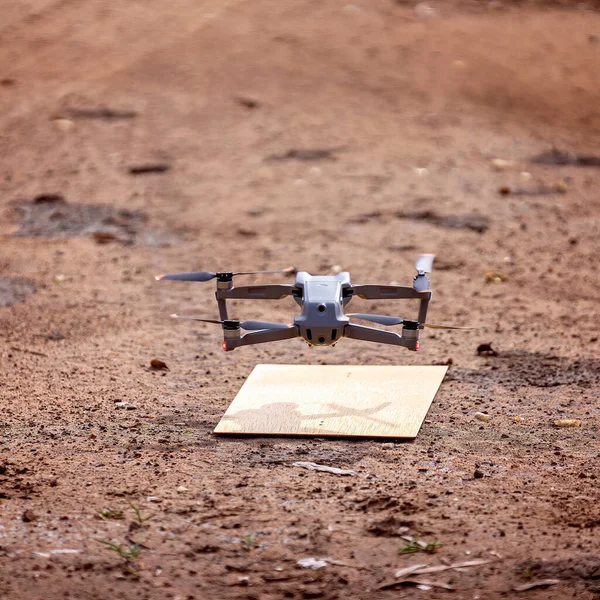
[239,320,291,331]
[422,323,473,330]
[347,313,472,330]
[156,271,216,282]
[170,315,290,331]
[170,314,222,324]
[415,254,435,274]
[347,313,404,326]
[233,266,296,276]
[156,266,295,282]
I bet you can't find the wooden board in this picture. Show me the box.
[213,364,448,438]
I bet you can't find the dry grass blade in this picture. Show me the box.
[513,579,560,592]
[379,579,455,591]
[394,564,428,578]
[395,558,493,579]
[413,558,493,574]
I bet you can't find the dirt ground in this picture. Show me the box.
[1,1,600,598]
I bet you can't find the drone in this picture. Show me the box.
[156,255,470,352]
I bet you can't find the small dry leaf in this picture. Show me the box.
[475,412,491,422]
[93,231,119,244]
[485,270,509,283]
[554,419,581,428]
[150,358,169,370]
[512,416,524,423]
[554,180,568,193]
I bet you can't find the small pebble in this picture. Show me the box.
[52,118,74,132]
[415,2,438,18]
[475,412,491,422]
[490,158,514,171]
[297,557,328,570]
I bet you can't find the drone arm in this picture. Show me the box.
[224,326,299,350]
[351,285,431,328]
[352,285,429,300]
[344,324,418,350]
[216,285,296,300]
[417,294,430,325]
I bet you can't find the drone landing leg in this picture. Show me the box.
[417,295,430,326]
[217,298,228,321]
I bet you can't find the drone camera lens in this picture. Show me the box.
[317,304,326,313]
[318,336,326,344]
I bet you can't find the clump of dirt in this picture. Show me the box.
[531,148,600,167]
[366,515,415,537]
[241,441,368,466]
[447,351,600,388]
[265,147,343,161]
[394,210,490,234]
[349,208,490,233]
[517,555,600,584]
[0,462,36,500]
[0,277,37,307]
[8,196,148,243]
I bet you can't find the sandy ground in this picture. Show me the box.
[1,1,600,598]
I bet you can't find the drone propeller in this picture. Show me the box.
[413,254,435,293]
[170,314,290,331]
[415,254,435,274]
[155,266,295,282]
[347,313,472,330]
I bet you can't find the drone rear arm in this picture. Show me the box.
[344,324,418,350]
[216,285,297,322]
[224,325,299,351]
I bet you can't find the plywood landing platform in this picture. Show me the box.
[213,364,448,438]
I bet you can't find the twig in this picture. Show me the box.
[10,346,47,357]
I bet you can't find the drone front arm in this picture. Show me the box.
[344,324,418,350]
[351,285,427,300]
[351,285,431,326]
[224,325,299,351]
[216,285,296,300]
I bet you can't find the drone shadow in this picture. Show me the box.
[216,400,413,438]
